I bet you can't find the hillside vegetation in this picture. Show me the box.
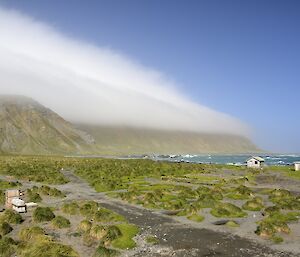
[0,95,260,155]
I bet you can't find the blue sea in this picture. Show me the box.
[151,154,300,166]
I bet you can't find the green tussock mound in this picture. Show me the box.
[51,216,71,229]
[33,207,55,222]
[145,236,159,245]
[268,189,300,210]
[0,210,23,224]
[62,202,80,215]
[211,203,247,218]
[0,222,13,236]
[19,227,45,241]
[227,185,253,200]
[90,225,108,240]
[242,197,264,211]
[18,226,78,257]
[0,237,16,257]
[78,220,92,233]
[255,211,299,241]
[187,214,204,222]
[226,220,240,227]
[27,189,42,202]
[93,245,119,257]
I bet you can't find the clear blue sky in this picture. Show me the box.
[1,0,300,153]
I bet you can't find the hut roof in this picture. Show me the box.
[247,156,265,162]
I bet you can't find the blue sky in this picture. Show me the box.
[1,0,299,153]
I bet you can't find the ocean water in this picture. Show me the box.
[151,154,300,166]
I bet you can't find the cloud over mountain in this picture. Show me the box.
[0,7,249,135]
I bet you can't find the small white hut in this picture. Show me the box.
[246,156,265,168]
[295,162,300,171]
[11,198,26,213]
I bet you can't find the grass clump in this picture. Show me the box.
[268,189,300,210]
[19,226,45,241]
[27,189,42,202]
[187,214,204,222]
[33,207,55,222]
[78,220,92,233]
[227,185,253,200]
[62,201,79,215]
[18,240,79,257]
[211,203,247,218]
[90,225,108,241]
[0,209,23,224]
[226,220,240,228]
[51,216,71,229]
[93,245,119,257]
[242,197,264,211]
[0,222,13,236]
[80,201,99,217]
[0,237,16,257]
[38,185,65,198]
[111,224,139,249]
[0,180,22,190]
[18,226,79,257]
[145,236,159,245]
[255,211,299,241]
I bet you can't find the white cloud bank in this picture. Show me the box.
[0,8,249,135]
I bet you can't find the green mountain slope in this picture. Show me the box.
[0,95,95,155]
[0,95,260,155]
[78,125,261,155]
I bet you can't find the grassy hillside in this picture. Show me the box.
[0,95,260,155]
[0,95,95,155]
[78,125,260,155]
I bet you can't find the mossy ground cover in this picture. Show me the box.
[111,224,139,249]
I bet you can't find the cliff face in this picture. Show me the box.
[0,95,95,155]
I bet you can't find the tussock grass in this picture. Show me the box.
[0,210,23,224]
[211,203,247,218]
[242,197,264,211]
[33,207,55,223]
[78,220,92,233]
[187,214,204,222]
[0,222,12,236]
[51,216,71,229]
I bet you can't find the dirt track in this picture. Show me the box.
[54,171,296,257]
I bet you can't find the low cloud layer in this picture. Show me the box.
[0,8,249,135]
